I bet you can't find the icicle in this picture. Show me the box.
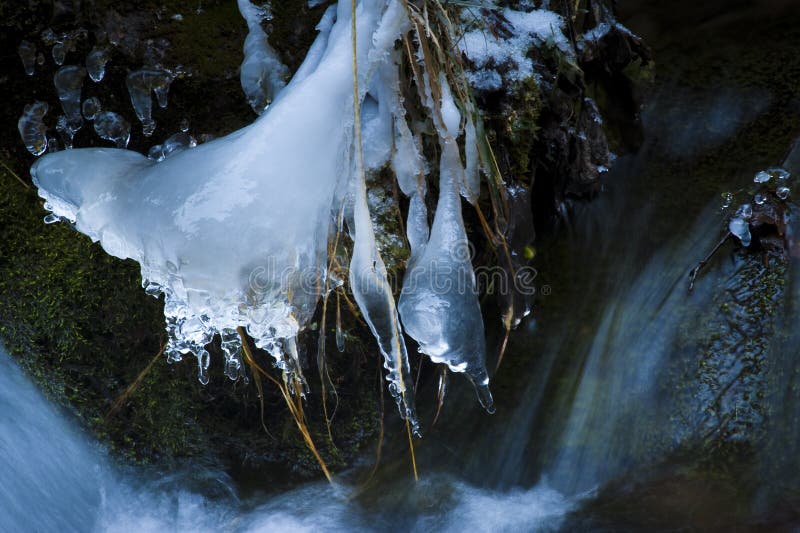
[237,0,290,114]
[348,0,420,434]
[126,69,175,136]
[398,74,494,413]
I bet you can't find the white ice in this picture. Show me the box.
[33,0,498,421]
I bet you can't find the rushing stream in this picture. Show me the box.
[3,0,800,531]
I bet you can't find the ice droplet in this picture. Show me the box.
[729,216,751,247]
[754,170,771,184]
[721,191,733,209]
[126,69,176,136]
[93,111,131,148]
[86,47,111,82]
[179,117,190,132]
[82,97,101,120]
[18,101,49,156]
[754,192,766,205]
[56,115,76,149]
[53,65,86,133]
[770,167,791,181]
[162,131,196,158]
[737,203,753,220]
[43,213,60,224]
[777,186,791,200]
[43,28,86,65]
[18,40,36,75]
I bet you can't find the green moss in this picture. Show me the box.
[0,169,210,463]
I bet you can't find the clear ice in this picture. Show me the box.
[42,28,86,65]
[18,40,36,76]
[238,0,290,114]
[53,65,86,148]
[18,102,49,156]
[126,69,175,136]
[32,0,496,422]
[148,132,196,161]
[93,111,131,148]
[86,47,111,82]
[729,217,751,247]
[397,74,494,412]
[82,97,101,121]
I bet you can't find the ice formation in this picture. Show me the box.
[33,0,497,423]
[396,71,494,412]
[42,28,86,65]
[238,0,290,114]
[148,132,197,161]
[18,40,36,76]
[54,65,86,148]
[126,69,176,136]
[82,97,101,121]
[18,102,49,156]
[86,47,111,82]
[93,111,131,148]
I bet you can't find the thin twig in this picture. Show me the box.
[0,159,31,190]
[106,343,166,419]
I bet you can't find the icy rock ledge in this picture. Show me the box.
[32,0,496,426]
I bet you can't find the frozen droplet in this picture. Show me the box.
[148,144,164,161]
[777,186,791,200]
[196,349,211,385]
[93,111,131,148]
[126,69,175,136]
[754,193,766,205]
[721,191,733,209]
[86,47,111,82]
[54,65,86,130]
[729,216,751,247]
[47,137,59,153]
[18,101,49,156]
[82,97,101,120]
[18,40,36,75]
[736,203,753,220]
[37,52,45,66]
[161,131,196,158]
[172,13,184,21]
[179,117,190,132]
[56,115,75,149]
[41,28,57,44]
[770,167,791,181]
[43,213,60,224]
[754,170,771,184]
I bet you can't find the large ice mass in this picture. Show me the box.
[31,0,507,426]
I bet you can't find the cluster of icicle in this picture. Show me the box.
[31,0,497,431]
[18,21,180,155]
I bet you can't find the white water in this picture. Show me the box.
[0,346,571,532]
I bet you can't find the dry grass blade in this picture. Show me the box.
[0,159,31,190]
[106,343,166,419]
[238,327,332,482]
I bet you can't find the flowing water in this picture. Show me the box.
[4,0,800,531]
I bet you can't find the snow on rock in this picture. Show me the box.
[459,7,569,90]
